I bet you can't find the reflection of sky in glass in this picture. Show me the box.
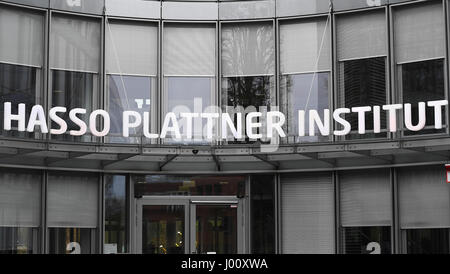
[284,72,329,142]
[167,77,212,141]
[167,77,211,111]
[109,75,151,134]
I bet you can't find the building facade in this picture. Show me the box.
[0,0,450,254]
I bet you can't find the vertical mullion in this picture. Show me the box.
[277,174,282,254]
[329,6,335,144]
[392,167,401,254]
[98,174,104,254]
[443,0,449,133]
[100,15,106,145]
[334,170,341,254]
[129,175,136,253]
[385,5,392,141]
[274,173,279,254]
[41,170,47,254]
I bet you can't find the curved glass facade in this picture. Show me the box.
[0,0,450,255]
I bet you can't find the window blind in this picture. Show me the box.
[0,171,41,227]
[340,169,391,227]
[50,15,100,72]
[0,7,43,67]
[281,172,335,254]
[47,173,99,228]
[398,165,450,229]
[164,24,215,76]
[337,10,387,61]
[280,19,330,74]
[106,21,158,76]
[394,1,444,64]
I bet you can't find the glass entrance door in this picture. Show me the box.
[137,199,189,254]
[136,197,243,254]
[191,203,238,254]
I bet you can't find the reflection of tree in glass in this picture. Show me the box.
[223,76,272,108]
[221,23,274,77]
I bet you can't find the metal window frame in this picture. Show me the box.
[333,6,392,143]
[103,17,159,146]
[44,170,101,254]
[219,19,277,146]
[160,20,219,145]
[390,0,450,140]
[0,2,47,141]
[47,10,103,144]
[336,168,395,254]
[277,14,333,144]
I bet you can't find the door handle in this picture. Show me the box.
[190,200,238,204]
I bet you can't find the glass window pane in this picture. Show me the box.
[280,19,330,74]
[165,77,214,144]
[164,24,215,76]
[0,168,41,254]
[133,175,245,197]
[394,1,444,64]
[222,22,274,77]
[401,59,446,135]
[0,63,41,138]
[49,228,94,254]
[338,57,387,139]
[106,21,157,76]
[0,227,39,254]
[50,15,100,72]
[104,175,127,254]
[51,70,98,142]
[0,6,44,67]
[398,165,450,229]
[405,228,449,254]
[250,175,275,254]
[343,227,391,254]
[106,75,153,144]
[280,72,329,143]
[221,76,275,144]
[336,10,386,61]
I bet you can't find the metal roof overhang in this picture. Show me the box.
[0,137,448,174]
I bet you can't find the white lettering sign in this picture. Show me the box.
[2,100,447,141]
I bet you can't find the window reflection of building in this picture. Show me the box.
[134,175,244,197]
